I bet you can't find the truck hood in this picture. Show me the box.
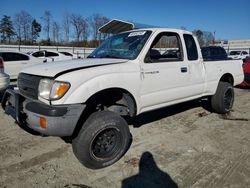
[21,58,128,77]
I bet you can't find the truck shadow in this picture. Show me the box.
[122,151,178,188]
[130,100,208,128]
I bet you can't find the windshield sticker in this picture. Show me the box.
[128,31,146,37]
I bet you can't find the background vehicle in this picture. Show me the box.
[30,50,76,62]
[228,50,249,59]
[201,46,228,61]
[59,51,79,59]
[2,28,244,169]
[0,57,10,91]
[0,51,43,80]
[238,56,250,87]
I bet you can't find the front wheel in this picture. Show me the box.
[211,81,234,114]
[72,111,131,169]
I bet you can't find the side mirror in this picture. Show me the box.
[144,56,153,63]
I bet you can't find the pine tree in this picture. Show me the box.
[31,19,41,44]
[0,15,15,44]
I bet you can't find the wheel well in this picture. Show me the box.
[70,88,136,139]
[219,73,234,85]
[85,88,137,117]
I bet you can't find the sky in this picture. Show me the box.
[0,0,250,40]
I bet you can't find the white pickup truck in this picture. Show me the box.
[2,28,243,169]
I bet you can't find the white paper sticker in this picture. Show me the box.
[128,31,146,37]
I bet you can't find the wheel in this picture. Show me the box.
[211,81,234,114]
[72,111,131,169]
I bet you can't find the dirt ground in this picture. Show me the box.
[0,88,250,188]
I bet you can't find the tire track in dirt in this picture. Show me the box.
[177,153,220,187]
[204,153,249,188]
[0,146,69,175]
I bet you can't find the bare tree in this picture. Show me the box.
[14,14,22,43]
[71,14,88,42]
[62,11,70,43]
[88,14,109,41]
[14,11,33,44]
[80,19,89,42]
[193,30,204,46]
[52,21,60,43]
[41,10,52,42]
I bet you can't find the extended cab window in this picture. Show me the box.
[184,34,198,61]
[146,32,183,63]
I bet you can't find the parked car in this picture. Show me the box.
[0,51,43,80]
[59,51,79,58]
[201,46,228,61]
[30,50,76,62]
[0,57,10,91]
[1,28,243,169]
[238,56,250,87]
[228,50,249,60]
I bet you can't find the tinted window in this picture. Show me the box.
[46,51,59,57]
[60,52,73,56]
[201,47,209,58]
[229,51,240,55]
[32,51,45,57]
[146,32,183,63]
[242,51,248,55]
[201,46,227,61]
[0,52,29,61]
[184,34,198,60]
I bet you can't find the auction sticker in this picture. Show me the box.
[128,31,146,37]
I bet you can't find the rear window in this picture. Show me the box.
[60,52,73,56]
[0,52,29,61]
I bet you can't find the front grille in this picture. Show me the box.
[18,73,42,99]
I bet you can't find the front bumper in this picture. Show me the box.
[1,89,86,136]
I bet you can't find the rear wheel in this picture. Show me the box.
[211,81,234,114]
[72,111,131,169]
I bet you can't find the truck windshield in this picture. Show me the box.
[88,30,152,60]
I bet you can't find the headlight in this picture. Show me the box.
[38,78,53,100]
[38,78,70,100]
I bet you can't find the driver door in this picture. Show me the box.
[140,32,191,110]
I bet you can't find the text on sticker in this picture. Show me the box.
[128,31,146,37]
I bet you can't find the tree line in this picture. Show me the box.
[0,10,215,47]
[0,10,110,47]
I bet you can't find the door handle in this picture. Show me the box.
[181,67,188,73]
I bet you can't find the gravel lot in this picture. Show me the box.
[0,88,250,188]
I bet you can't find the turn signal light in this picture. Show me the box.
[40,117,47,129]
